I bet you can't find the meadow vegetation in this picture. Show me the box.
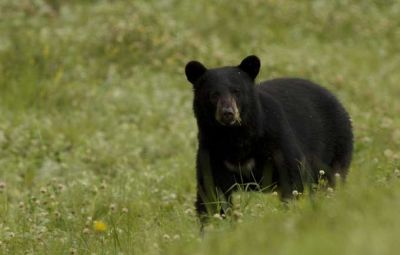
[0,0,400,254]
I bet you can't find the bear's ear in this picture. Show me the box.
[238,55,260,80]
[185,61,207,84]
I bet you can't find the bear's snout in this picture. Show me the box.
[220,109,235,125]
[216,96,241,126]
[222,107,234,120]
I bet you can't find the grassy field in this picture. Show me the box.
[1,0,400,254]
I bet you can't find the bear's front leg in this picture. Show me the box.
[195,147,234,224]
[195,185,232,221]
[272,138,306,199]
[195,147,218,222]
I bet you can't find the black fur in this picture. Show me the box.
[185,56,353,222]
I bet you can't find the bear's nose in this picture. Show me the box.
[222,108,234,118]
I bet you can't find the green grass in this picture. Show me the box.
[1,0,400,254]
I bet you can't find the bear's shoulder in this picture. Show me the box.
[257,78,335,99]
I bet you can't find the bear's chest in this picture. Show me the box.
[213,135,259,169]
[223,158,256,177]
[219,137,253,159]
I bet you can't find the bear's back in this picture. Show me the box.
[256,78,352,163]
[257,78,337,106]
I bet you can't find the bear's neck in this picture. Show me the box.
[198,124,258,163]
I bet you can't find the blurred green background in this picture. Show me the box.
[0,0,400,254]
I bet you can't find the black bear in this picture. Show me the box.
[185,55,353,221]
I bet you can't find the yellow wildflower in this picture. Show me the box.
[93,220,107,232]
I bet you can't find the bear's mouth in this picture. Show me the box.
[217,117,241,126]
[215,97,241,126]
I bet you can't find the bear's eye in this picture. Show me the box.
[210,91,219,101]
[232,88,240,95]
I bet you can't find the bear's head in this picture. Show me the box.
[185,55,260,127]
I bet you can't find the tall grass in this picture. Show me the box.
[0,0,399,254]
